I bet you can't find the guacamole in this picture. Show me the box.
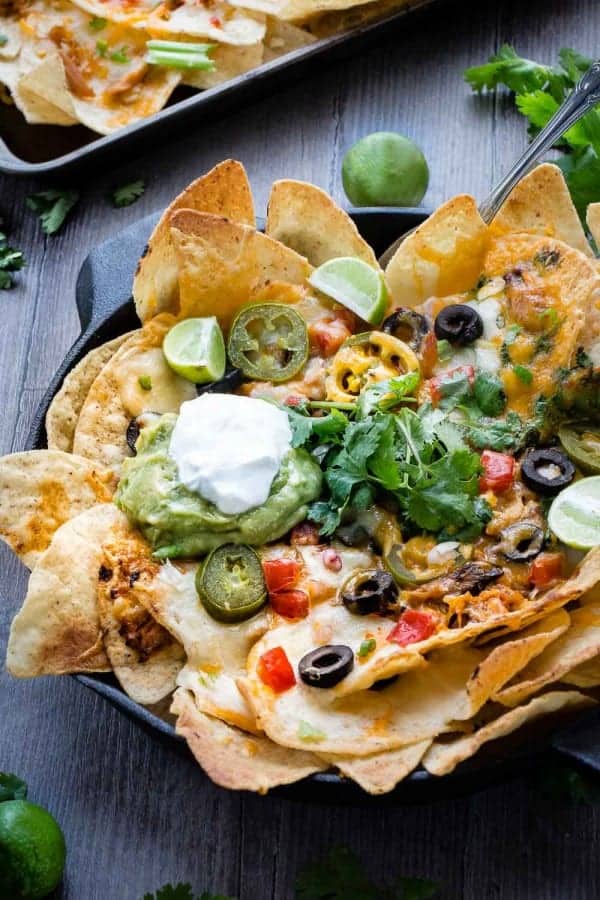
[115,414,322,557]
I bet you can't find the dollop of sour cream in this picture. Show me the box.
[169,394,292,515]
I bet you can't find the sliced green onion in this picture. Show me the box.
[145,39,215,70]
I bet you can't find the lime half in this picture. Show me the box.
[309,257,388,325]
[163,317,226,384]
[0,800,66,900]
[342,132,429,207]
[548,476,600,550]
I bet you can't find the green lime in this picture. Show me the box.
[309,257,388,325]
[342,132,429,207]
[0,800,66,900]
[548,476,600,550]
[163,317,226,384]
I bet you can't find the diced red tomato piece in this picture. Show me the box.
[291,522,321,546]
[479,450,515,493]
[387,610,436,647]
[257,647,296,692]
[429,365,475,404]
[420,332,439,379]
[270,589,310,619]
[209,15,222,26]
[309,317,352,356]
[262,558,300,593]
[285,395,304,407]
[529,553,564,589]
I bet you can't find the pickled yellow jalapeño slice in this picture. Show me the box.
[196,544,267,622]
[548,476,600,550]
[309,257,388,326]
[163,317,226,384]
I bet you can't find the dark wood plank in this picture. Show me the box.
[2,0,600,898]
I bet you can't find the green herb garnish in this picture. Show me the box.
[513,364,533,384]
[138,374,152,390]
[88,15,106,30]
[145,39,215,70]
[0,230,25,289]
[358,638,377,657]
[110,46,130,63]
[0,772,27,802]
[26,190,79,236]
[112,178,145,208]
[96,39,108,57]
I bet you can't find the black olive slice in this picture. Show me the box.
[298,644,354,688]
[434,304,484,346]
[126,411,162,455]
[196,366,244,396]
[521,448,576,496]
[341,569,400,616]
[497,522,544,562]
[382,308,430,351]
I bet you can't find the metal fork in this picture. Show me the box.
[378,59,600,268]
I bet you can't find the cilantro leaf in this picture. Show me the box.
[112,178,145,208]
[356,371,420,418]
[472,371,506,416]
[0,229,25,289]
[0,772,27,802]
[26,189,79,235]
[464,44,564,97]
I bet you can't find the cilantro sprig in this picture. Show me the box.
[465,45,600,218]
[26,189,79,235]
[111,178,146,208]
[0,228,25,289]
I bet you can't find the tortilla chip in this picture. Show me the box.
[320,740,431,794]
[562,654,600,689]
[266,179,379,267]
[263,17,317,60]
[72,317,196,470]
[133,160,256,323]
[0,29,77,125]
[586,202,600,248]
[182,41,264,89]
[307,0,412,37]
[0,451,116,569]
[46,333,137,453]
[171,211,312,329]
[494,601,600,708]
[6,504,127,677]
[384,195,488,310]
[97,533,185,705]
[139,561,267,732]
[172,688,327,793]
[422,691,595,777]
[229,0,379,22]
[491,163,593,258]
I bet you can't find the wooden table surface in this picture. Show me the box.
[2,0,600,897]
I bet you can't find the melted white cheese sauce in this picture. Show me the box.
[169,394,292,515]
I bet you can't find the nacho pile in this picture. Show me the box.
[2,159,600,795]
[0,0,414,134]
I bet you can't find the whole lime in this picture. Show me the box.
[342,132,429,207]
[0,800,66,900]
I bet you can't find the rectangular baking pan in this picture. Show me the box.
[0,0,439,178]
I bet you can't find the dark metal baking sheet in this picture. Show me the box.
[24,206,600,799]
[0,0,440,178]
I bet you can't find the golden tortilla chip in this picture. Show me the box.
[133,160,255,322]
[320,740,431,795]
[0,451,116,569]
[171,211,312,329]
[6,504,127,677]
[494,601,600,707]
[182,41,264,89]
[308,0,412,37]
[229,0,379,22]
[586,202,600,248]
[562,654,600,689]
[422,691,595,777]
[384,195,488,310]
[263,17,317,60]
[46,332,137,453]
[72,317,196,470]
[265,179,379,267]
[98,533,185,705]
[491,163,593,258]
[172,688,327,793]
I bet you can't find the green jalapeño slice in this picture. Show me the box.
[227,303,308,382]
[196,543,267,622]
[558,422,600,475]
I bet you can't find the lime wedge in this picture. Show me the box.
[309,257,388,325]
[163,317,226,384]
[548,476,600,550]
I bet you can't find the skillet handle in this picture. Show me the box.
[551,708,600,776]
[75,210,160,331]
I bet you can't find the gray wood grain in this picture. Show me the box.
[2,0,600,897]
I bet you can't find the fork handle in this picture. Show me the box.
[478,60,600,223]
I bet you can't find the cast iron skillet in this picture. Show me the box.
[25,207,600,801]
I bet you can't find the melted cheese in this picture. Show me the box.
[114,346,196,417]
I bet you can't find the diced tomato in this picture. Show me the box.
[285,395,303,407]
[387,610,436,647]
[429,365,475,405]
[263,558,300,593]
[309,317,352,356]
[291,522,321,546]
[257,647,296,692]
[420,332,438,379]
[529,553,564,589]
[209,15,222,26]
[270,589,310,619]
[479,450,515,493]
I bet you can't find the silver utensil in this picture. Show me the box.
[378,59,600,268]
